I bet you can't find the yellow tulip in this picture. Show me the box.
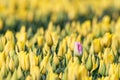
[30,66,41,80]
[11,69,17,80]
[26,75,32,80]
[5,72,12,80]
[45,31,53,46]
[99,60,106,76]
[40,53,50,74]
[5,30,14,42]
[103,48,114,64]
[93,39,101,53]
[85,54,93,71]
[101,33,112,47]
[37,36,44,47]
[53,52,59,65]
[17,66,24,80]
[9,58,15,72]
[18,51,30,71]
[0,52,5,69]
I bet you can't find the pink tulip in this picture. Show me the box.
[74,42,82,56]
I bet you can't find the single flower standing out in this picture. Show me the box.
[74,42,83,56]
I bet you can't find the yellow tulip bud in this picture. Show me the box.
[78,64,88,80]
[17,41,25,51]
[99,60,106,76]
[102,33,112,47]
[26,75,32,80]
[17,66,24,79]
[45,31,53,46]
[5,30,14,41]
[103,48,114,64]
[5,72,12,80]
[37,36,44,47]
[0,52,5,69]
[85,54,93,71]
[111,34,119,56]
[11,69,17,80]
[53,52,59,65]
[43,43,50,55]
[65,48,72,62]
[9,58,15,72]
[62,68,68,80]
[16,26,27,42]
[40,53,50,74]
[24,54,30,71]
[4,41,14,56]
[82,49,88,64]
[18,51,30,71]
[93,39,101,53]
[109,64,118,76]
[30,66,40,80]
[0,64,7,78]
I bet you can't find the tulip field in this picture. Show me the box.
[0,0,120,80]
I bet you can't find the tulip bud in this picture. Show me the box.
[45,31,53,46]
[74,42,82,56]
[11,69,17,80]
[99,60,106,76]
[65,48,72,63]
[85,54,93,71]
[6,72,12,80]
[9,58,15,72]
[103,48,114,64]
[30,66,41,80]
[53,52,59,65]
[62,68,68,80]
[0,64,7,78]
[4,40,14,56]
[93,39,101,53]
[17,41,25,51]
[37,36,44,47]
[82,49,88,64]
[17,66,24,79]
[101,33,112,47]
[26,75,33,80]
[0,52,5,69]
[24,54,30,71]
[5,30,15,42]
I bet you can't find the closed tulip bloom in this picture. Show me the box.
[74,42,83,56]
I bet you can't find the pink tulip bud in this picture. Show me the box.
[74,42,82,56]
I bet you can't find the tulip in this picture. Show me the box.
[5,72,12,80]
[85,54,93,71]
[74,42,82,56]
[53,52,59,65]
[9,58,15,72]
[11,69,17,80]
[99,60,106,76]
[37,36,44,47]
[93,39,101,53]
[30,66,41,80]
[17,66,24,79]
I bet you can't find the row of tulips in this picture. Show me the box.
[0,15,120,80]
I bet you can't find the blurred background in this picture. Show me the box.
[0,0,120,33]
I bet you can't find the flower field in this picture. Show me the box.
[0,0,120,80]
